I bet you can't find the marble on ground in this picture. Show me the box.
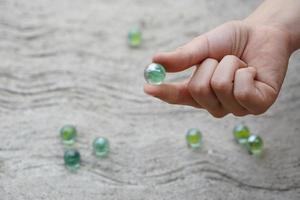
[0,0,299,199]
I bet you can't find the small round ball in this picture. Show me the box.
[64,149,81,171]
[60,125,77,145]
[93,137,110,157]
[186,128,202,149]
[144,63,166,85]
[246,135,263,155]
[128,27,142,48]
[233,123,250,144]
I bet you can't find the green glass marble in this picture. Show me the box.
[128,27,142,47]
[64,149,80,171]
[93,137,110,157]
[233,123,250,144]
[186,128,202,149]
[246,135,263,155]
[60,125,77,145]
[144,63,166,85]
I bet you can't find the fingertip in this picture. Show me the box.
[153,51,171,61]
[152,52,175,72]
[247,66,257,75]
[152,52,164,63]
[236,66,256,78]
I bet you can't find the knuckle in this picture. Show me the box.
[210,110,227,118]
[211,78,229,92]
[234,89,251,102]
[232,110,248,117]
[188,81,210,97]
[250,107,268,116]
[234,89,271,115]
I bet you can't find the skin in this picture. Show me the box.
[144,0,300,118]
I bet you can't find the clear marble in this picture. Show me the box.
[128,27,142,47]
[144,63,166,85]
[64,149,80,171]
[246,135,263,155]
[93,137,110,157]
[233,123,250,144]
[60,125,77,145]
[186,128,202,149]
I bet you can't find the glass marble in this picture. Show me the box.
[144,63,166,85]
[186,128,202,149]
[128,27,142,47]
[246,135,263,155]
[93,137,110,157]
[64,149,80,171]
[60,125,77,145]
[233,123,250,144]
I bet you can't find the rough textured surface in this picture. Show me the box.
[0,0,300,199]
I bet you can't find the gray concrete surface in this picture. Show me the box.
[0,0,299,199]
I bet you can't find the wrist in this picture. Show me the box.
[245,0,300,52]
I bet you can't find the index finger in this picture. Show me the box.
[153,35,209,72]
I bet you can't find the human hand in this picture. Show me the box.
[144,20,293,117]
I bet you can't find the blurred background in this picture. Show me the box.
[0,0,299,199]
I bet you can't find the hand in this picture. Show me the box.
[144,20,293,117]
